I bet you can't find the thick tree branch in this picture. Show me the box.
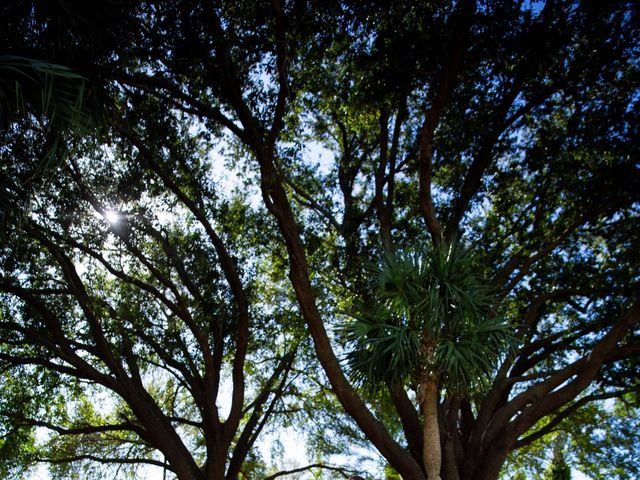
[515,390,629,449]
[255,153,425,478]
[417,0,476,244]
[388,382,423,466]
[489,301,640,448]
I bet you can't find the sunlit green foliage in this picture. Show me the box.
[1,1,638,479]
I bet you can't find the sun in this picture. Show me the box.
[104,209,120,224]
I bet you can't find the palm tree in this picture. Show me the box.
[544,436,571,480]
[0,55,91,128]
[343,242,513,480]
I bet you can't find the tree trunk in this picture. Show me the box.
[419,378,441,480]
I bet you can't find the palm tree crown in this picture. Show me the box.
[343,241,512,395]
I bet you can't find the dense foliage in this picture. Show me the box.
[1,1,638,479]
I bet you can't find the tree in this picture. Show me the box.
[501,396,640,480]
[0,100,310,479]
[571,396,640,479]
[544,437,571,480]
[343,244,512,479]
[1,1,639,479]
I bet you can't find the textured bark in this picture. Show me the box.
[419,378,442,480]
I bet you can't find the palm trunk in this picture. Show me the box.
[419,377,441,480]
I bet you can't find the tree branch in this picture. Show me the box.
[35,454,168,470]
[417,0,476,244]
[515,390,629,449]
[263,463,353,480]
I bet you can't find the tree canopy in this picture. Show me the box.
[1,1,639,480]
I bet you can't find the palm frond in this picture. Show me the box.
[0,55,95,130]
[436,315,514,393]
[0,55,104,226]
[371,250,425,321]
[339,309,421,391]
